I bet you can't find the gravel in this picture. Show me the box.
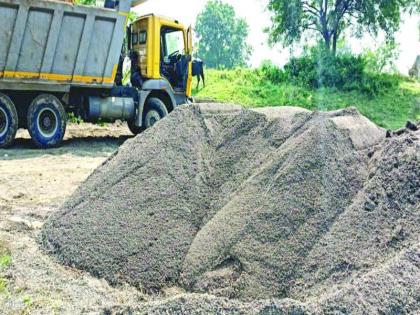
[40,104,419,314]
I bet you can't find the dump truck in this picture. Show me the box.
[0,0,193,148]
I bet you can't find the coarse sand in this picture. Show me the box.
[40,104,419,314]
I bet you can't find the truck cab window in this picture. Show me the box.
[160,27,190,91]
[139,31,147,45]
[133,33,138,45]
[164,30,184,61]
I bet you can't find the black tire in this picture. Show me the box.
[0,93,18,148]
[127,120,145,135]
[27,94,67,148]
[143,97,169,129]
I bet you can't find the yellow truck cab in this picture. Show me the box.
[126,14,193,133]
[0,0,193,148]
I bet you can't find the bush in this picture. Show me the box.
[359,73,401,96]
[259,60,287,84]
[284,48,365,90]
[282,46,403,95]
[284,55,317,87]
[363,42,400,74]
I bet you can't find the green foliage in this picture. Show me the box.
[74,0,96,5]
[0,241,11,268]
[0,242,11,297]
[283,46,400,96]
[259,60,287,84]
[0,277,7,295]
[0,276,10,298]
[128,11,138,24]
[0,254,11,268]
[23,296,33,306]
[67,112,84,124]
[193,68,420,130]
[195,0,252,69]
[286,51,365,89]
[363,41,400,73]
[267,0,418,53]
[359,72,402,96]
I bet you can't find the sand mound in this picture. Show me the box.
[40,104,419,312]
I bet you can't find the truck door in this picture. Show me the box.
[160,27,191,93]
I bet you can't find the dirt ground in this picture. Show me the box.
[0,123,150,314]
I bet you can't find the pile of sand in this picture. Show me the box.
[40,104,419,313]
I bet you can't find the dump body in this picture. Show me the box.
[0,0,194,149]
[0,0,129,91]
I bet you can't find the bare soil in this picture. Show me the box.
[0,123,148,314]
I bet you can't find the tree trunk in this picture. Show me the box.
[323,32,331,51]
[332,32,338,55]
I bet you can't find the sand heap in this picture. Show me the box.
[40,104,419,314]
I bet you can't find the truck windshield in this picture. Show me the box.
[165,30,184,56]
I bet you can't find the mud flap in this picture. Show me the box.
[135,90,151,127]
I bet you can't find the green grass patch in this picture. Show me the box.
[193,68,420,130]
[0,254,11,268]
[0,241,11,268]
[23,295,33,306]
[0,241,11,298]
[0,277,8,295]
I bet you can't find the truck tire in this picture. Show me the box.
[27,94,67,148]
[127,120,145,135]
[143,97,169,129]
[0,93,18,148]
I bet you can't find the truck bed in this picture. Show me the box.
[0,0,128,91]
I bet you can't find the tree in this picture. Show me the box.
[74,0,96,5]
[195,0,252,69]
[267,0,418,54]
[363,41,400,73]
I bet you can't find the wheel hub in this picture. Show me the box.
[0,107,8,138]
[146,110,161,127]
[43,116,52,129]
[37,108,58,137]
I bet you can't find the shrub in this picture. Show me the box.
[284,55,317,87]
[259,60,287,84]
[363,42,400,74]
[282,46,402,95]
[359,73,401,96]
[284,48,365,90]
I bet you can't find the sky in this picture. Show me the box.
[134,0,420,74]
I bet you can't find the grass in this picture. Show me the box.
[0,241,11,269]
[0,241,11,297]
[23,295,33,306]
[193,68,420,130]
[0,254,11,268]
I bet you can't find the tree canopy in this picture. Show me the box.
[195,0,252,69]
[267,0,419,54]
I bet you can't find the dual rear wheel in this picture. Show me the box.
[0,93,18,148]
[27,94,67,148]
[0,92,66,149]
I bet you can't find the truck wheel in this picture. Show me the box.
[27,94,67,148]
[127,120,145,135]
[143,97,169,129]
[0,93,18,148]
